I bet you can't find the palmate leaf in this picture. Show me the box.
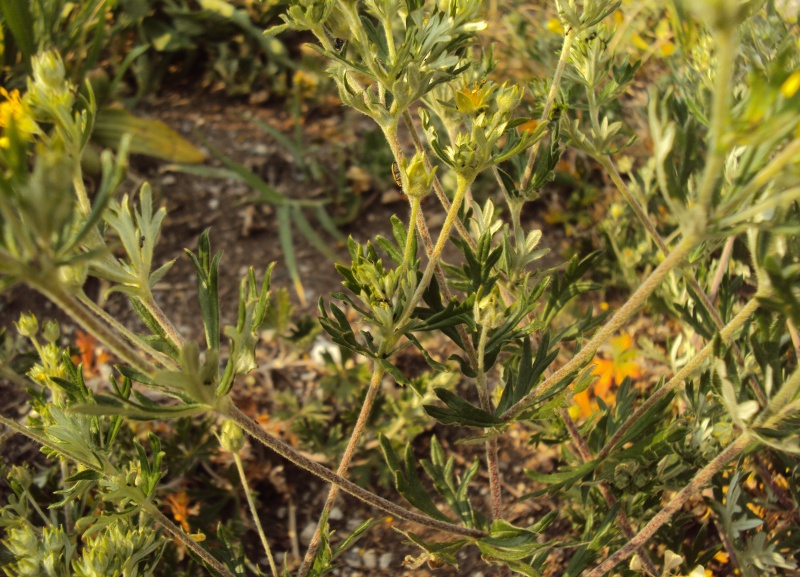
[379,434,454,523]
[420,437,482,528]
[542,251,604,325]
[496,335,559,416]
[524,459,600,498]
[424,388,505,428]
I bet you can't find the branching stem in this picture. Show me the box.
[582,434,752,577]
[224,401,487,539]
[520,28,577,193]
[559,409,658,577]
[502,234,698,420]
[597,297,759,461]
[297,365,385,576]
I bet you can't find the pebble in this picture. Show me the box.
[361,550,377,569]
[329,507,343,521]
[300,522,317,545]
[379,552,393,569]
[343,550,361,568]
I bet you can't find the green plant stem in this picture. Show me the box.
[696,28,736,212]
[601,157,767,405]
[476,326,502,520]
[26,487,52,527]
[597,297,760,461]
[558,408,658,577]
[709,236,735,304]
[760,364,800,429]
[297,364,385,577]
[788,318,800,363]
[520,27,577,193]
[387,119,504,521]
[144,503,237,577]
[32,282,153,376]
[233,451,279,577]
[401,175,473,327]
[502,234,698,420]
[582,433,752,577]
[139,292,186,351]
[403,198,421,270]
[77,290,178,370]
[401,111,476,250]
[223,400,486,539]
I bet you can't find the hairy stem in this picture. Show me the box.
[476,326,503,520]
[401,111,476,250]
[223,401,487,539]
[77,290,177,370]
[559,409,658,577]
[139,292,186,351]
[709,236,735,304]
[502,234,698,420]
[601,158,767,405]
[145,504,236,577]
[297,365,385,577]
[696,28,736,211]
[582,434,752,577]
[520,28,577,193]
[234,451,279,577]
[387,119,504,522]
[33,282,153,376]
[597,297,759,461]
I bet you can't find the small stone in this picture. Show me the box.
[161,174,176,185]
[346,518,364,531]
[300,522,317,545]
[343,550,361,568]
[329,507,343,521]
[361,550,377,569]
[208,198,220,210]
[379,552,393,569]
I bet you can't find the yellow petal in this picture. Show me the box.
[780,70,800,98]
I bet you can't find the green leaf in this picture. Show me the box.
[379,435,454,523]
[0,0,34,68]
[524,459,600,496]
[424,388,505,428]
[64,469,103,483]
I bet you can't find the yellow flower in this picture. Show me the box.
[0,87,39,146]
[546,17,564,34]
[780,70,800,98]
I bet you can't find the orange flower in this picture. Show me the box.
[164,491,200,533]
[573,333,641,418]
[71,331,111,378]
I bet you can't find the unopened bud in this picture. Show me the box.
[400,152,437,199]
[220,420,245,452]
[43,320,60,343]
[16,313,38,338]
[473,288,504,329]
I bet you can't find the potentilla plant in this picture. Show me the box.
[2,1,800,576]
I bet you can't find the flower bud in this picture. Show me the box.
[473,287,504,329]
[43,320,60,344]
[220,420,245,452]
[32,51,66,89]
[495,83,523,114]
[400,152,437,199]
[16,313,38,338]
